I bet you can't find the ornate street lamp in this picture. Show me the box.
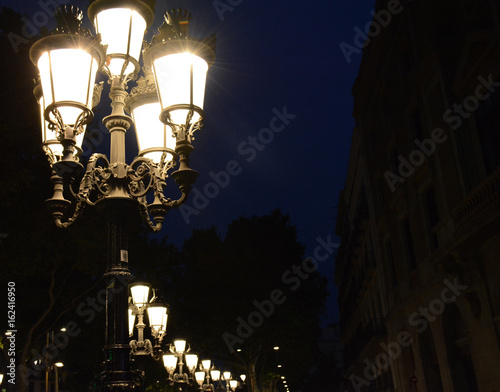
[221,372,238,392]
[30,5,215,231]
[129,282,168,357]
[195,359,217,391]
[29,2,216,392]
[163,339,199,386]
[195,363,239,392]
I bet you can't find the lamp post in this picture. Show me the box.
[28,2,215,391]
[195,365,239,392]
[194,359,217,391]
[128,282,168,357]
[163,340,199,386]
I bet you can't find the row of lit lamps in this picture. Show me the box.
[128,282,245,390]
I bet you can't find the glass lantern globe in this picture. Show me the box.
[88,0,154,76]
[31,43,104,130]
[147,304,168,337]
[128,308,136,336]
[163,354,178,373]
[201,359,211,371]
[129,282,151,308]
[29,7,105,133]
[126,74,176,165]
[195,371,205,386]
[185,354,199,373]
[173,339,187,354]
[211,369,221,381]
[143,9,215,131]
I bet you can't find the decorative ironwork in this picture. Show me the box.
[147,8,216,56]
[92,81,104,108]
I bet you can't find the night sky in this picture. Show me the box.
[4,0,374,325]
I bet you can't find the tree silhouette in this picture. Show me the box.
[175,211,329,392]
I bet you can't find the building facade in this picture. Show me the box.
[335,1,500,391]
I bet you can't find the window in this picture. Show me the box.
[385,240,398,287]
[402,218,417,271]
[423,187,439,251]
[474,78,500,175]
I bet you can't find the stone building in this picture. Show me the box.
[335,1,500,391]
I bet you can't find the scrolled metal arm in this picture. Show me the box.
[47,153,112,228]
[47,137,198,232]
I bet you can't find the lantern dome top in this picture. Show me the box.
[54,5,84,34]
[144,9,216,67]
[29,6,106,69]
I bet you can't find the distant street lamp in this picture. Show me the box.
[195,365,239,392]
[44,331,65,392]
[28,1,215,391]
[163,340,199,386]
[194,359,217,391]
[0,373,3,384]
[129,282,168,357]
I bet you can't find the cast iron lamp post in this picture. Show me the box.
[128,282,168,358]
[162,340,199,386]
[28,1,215,391]
[194,364,239,392]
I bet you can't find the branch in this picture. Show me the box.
[34,270,105,344]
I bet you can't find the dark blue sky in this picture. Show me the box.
[7,0,374,325]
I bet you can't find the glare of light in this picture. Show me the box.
[54,362,64,367]
[60,328,66,332]
[274,346,280,350]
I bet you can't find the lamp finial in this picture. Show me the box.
[55,5,83,34]
[165,9,192,37]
